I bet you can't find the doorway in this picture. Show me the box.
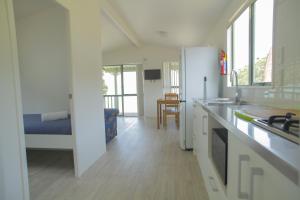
[103,64,139,116]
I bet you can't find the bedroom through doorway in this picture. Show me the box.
[12,0,77,195]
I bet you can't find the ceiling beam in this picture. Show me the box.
[102,0,141,47]
[55,0,72,10]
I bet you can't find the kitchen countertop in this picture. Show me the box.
[196,100,300,186]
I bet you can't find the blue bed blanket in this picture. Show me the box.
[23,114,72,135]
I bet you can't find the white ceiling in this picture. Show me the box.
[13,0,230,51]
[107,0,230,49]
[101,12,134,52]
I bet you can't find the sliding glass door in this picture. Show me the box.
[123,65,138,116]
[103,65,138,116]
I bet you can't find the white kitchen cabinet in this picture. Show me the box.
[192,104,201,156]
[228,133,252,200]
[203,164,224,200]
[199,107,209,163]
[228,133,300,200]
[193,105,228,200]
[203,157,228,200]
[193,105,209,170]
[248,146,300,200]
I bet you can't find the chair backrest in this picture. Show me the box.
[165,93,178,100]
[164,99,180,112]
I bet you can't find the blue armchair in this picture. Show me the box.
[104,108,119,143]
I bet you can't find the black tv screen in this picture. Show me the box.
[144,69,161,80]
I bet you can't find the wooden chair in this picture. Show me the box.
[164,93,178,100]
[163,99,180,129]
[164,93,179,110]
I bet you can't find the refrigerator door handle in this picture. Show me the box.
[180,100,186,103]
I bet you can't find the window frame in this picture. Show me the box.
[227,0,274,87]
[163,61,180,94]
[170,67,180,94]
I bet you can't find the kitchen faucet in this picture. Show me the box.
[230,69,241,104]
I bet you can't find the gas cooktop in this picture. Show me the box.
[252,113,300,144]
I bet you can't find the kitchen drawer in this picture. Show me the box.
[227,133,300,200]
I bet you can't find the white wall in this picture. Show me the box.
[103,45,180,117]
[16,4,70,114]
[204,0,300,109]
[0,0,29,199]
[56,0,106,177]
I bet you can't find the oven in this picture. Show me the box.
[212,128,228,185]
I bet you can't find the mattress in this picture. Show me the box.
[23,114,72,135]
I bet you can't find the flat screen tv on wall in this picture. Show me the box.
[144,69,161,80]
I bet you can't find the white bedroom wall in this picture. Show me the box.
[15,4,70,114]
[0,0,29,199]
[103,45,180,117]
[56,0,106,177]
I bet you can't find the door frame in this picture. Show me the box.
[0,0,30,199]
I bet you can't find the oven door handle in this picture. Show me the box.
[238,154,250,199]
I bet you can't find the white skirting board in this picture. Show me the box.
[25,134,73,149]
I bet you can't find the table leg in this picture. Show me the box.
[160,103,162,124]
[157,101,160,129]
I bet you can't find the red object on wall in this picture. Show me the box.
[220,50,227,75]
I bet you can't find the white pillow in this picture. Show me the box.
[41,111,68,122]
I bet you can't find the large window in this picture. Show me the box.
[227,0,274,86]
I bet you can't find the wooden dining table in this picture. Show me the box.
[156,99,180,129]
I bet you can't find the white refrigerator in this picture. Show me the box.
[179,47,219,150]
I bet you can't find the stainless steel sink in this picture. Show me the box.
[206,98,248,106]
[207,101,235,106]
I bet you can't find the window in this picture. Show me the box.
[163,62,180,94]
[227,0,274,86]
[226,27,232,86]
[253,0,274,84]
[170,65,180,94]
[233,8,250,85]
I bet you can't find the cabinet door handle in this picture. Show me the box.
[249,167,264,200]
[202,115,207,135]
[238,155,250,199]
[209,176,219,192]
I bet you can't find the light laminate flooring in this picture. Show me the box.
[26,117,209,200]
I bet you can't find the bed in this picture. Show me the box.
[23,109,118,149]
[23,114,73,149]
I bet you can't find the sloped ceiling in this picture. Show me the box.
[101,9,134,52]
[108,0,230,48]
[13,0,230,52]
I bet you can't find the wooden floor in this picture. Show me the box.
[26,117,209,200]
